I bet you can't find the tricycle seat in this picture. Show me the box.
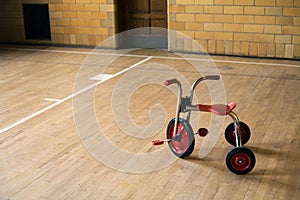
[197,102,236,115]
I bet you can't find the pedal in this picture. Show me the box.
[197,128,209,137]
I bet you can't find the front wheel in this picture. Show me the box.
[226,147,256,175]
[166,118,195,158]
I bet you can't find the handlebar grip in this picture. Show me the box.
[164,79,178,86]
[205,75,220,80]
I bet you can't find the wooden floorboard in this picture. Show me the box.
[0,45,299,199]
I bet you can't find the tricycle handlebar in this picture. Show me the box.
[164,79,179,86]
[164,75,220,87]
[205,75,220,80]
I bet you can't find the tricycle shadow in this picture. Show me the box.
[183,144,295,177]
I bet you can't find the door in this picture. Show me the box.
[117,0,168,49]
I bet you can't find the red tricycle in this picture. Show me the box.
[152,75,256,175]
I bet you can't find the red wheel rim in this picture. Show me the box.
[229,128,246,143]
[230,152,251,171]
[167,122,189,154]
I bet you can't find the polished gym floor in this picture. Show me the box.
[0,45,299,199]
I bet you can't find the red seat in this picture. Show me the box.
[197,102,236,115]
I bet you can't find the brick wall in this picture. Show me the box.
[0,0,24,44]
[49,0,115,46]
[0,0,115,47]
[0,0,299,59]
[169,0,300,59]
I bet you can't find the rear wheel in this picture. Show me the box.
[225,122,251,146]
[226,147,256,175]
[166,118,195,158]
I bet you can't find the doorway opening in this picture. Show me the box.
[116,0,168,49]
[23,4,51,40]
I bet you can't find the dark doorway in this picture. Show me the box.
[117,0,168,49]
[23,4,51,40]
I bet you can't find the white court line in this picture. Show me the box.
[0,56,152,134]
[44,98,61,102]
[90,73,114,81]
[1,47,148,58]
[1,47,300,68]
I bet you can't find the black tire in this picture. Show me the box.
[226,147,256,175]
[166,118,195,158]
[225,122,251,146]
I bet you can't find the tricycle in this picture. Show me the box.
[152,75,256,175]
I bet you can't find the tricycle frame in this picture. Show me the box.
[158,75,256,175]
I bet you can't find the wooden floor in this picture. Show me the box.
[0,45,299,199]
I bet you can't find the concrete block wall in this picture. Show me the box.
[49,0,115,46]
[0,0,299,59]
[0,0,115,46]
[0,0,24,44]
[169,0,300,59]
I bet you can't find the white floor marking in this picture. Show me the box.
[44,98,61,102]
[1,47,300,68]
[1,45,299,133]
[0,56,152,134]
[1,47,147,58]
[89,73,114,81]
[0,100,64,134]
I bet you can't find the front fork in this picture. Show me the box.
[172,77,206,136]
[173,82,182,137]
[228,111,242,147]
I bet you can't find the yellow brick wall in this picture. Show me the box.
[0,0,299,59]
[169,0,300,59]
[0,1,24,44]
[0,0,115,47]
